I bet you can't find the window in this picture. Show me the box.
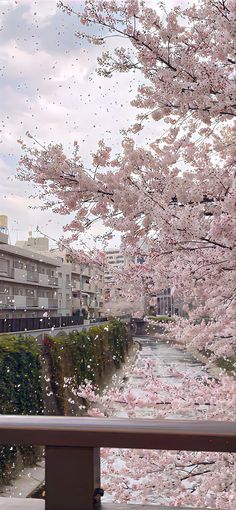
[14,287,24,296]
[26,289,35,296]
[0,258,9,274]
[13,259,24,269]
[0,285,9,294]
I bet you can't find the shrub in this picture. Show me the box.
[0,335,43,483]
[43,320,128,414]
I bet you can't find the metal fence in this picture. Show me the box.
[0,314,130,334]
[0,315,84,334]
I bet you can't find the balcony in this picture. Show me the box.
[0,294,15,308]
[48,276,58,286]
[48,298,58,309]
[0,267,14,279]
[26,297,39,307]
[27,271,39,283]
[72,284,80,294]
[71,262,81,274]
[81,266,91,277]
[0,416,234,510]
[82,282,93,293]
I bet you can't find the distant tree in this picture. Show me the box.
[18,0,235,357]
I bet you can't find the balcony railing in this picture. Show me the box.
[82,282,92,292]
[48,299,58,308]
[48,276,58,286]
[0,294,15,308]
[71,262,81,274]
[26,297,39,307]
[27,271,39,283]
[0,416,235,510]
[0,267,14,279]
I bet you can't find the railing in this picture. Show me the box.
[26,297,39,307]
[27,271,39,283]
[0,294,15,307]
[0,315,84,333]
[0,267,14,278]
[0,416,235,510]
[83,282,92,292]
[48,299,58,308]
[48,276,58,286]
[71,262,81,273]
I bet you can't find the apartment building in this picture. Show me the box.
[104,249,148,316]
[148,289,184,317]
[104,249,145,286]
[59,254,104,319]
[0,242,61,319]
[16,232,104,319]
[104,248,183,317]
[104,249,133,299]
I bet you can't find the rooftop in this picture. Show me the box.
[0,244,61,267]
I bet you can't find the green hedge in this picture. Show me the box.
[0,320,128,483]
[43,320,127,414]
[0,335,43,483]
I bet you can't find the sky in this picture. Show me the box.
[0,0,186,248]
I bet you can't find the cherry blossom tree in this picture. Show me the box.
[71,353,236,509]
[18,0,235,357]
[16,2,236,507]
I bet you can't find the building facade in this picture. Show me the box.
[59,254,104,319]
[104,249,147,317]
[15,232,104,319]
[149,288,184,317]
[0,243,61,319]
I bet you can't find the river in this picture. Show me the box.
[100,334,219,505]
[101,335,209,419]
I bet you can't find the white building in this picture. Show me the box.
[15,232,104,319]
[104,250,131,287]
[51,250,104,319]
[104,249,147,317]
[0,240,61,319]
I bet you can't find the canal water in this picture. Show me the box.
[100,335,213,504]
[101,335,209,419]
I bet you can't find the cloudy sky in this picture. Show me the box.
[0,0,183,248]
